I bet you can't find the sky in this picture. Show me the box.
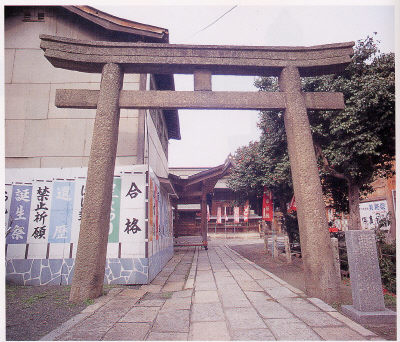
[94,1,395,167]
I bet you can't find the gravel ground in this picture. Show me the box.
[6,285,89,341]
[230,242,397,341]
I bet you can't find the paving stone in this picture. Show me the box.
[225,307,266,329]
[278,297,322,313]
[141,284,162,293]
[162,281,184,292]
[327,311,377,337]
[295,310,343,327]
[245,269,268,280]
[120,306,159,323]
[189,321,230,341]
[313,326,365,340]
[254,300,294,319]
[136,299,165,307]
[57,316,113,340]
[194,290,219,303]
[194,281,217,291]
[239,280,264,291]
[168,274,187,282]
[152,309,190,333]
[171,289,193,298]
[151,276,168,285]
[119,288,147,298]
[308,297,337,312]
[221,296,253,308]
[195,273,214,283]
[191,302,225,322]
[245,290,272,303]
[215,276,237,285]
[146,332,188,340]
[102,322,151,340]
[265,286,298,299]
[256,278,282,289]
[265,318,321,340]
[231,328,276,340]
[161,296,192,311]
[197,264,212,271]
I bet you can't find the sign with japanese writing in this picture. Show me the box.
[71,178,86,244]
[360,200,390,230]
[109,177,121,243]
[217,207,222,224]
[262,189,273,222]
[48,181,74,243]
[224,206,228,221]
[119,174,145,243]
[27,182,53,243]
[7,184,33,244]
[234,206,240,223]
[5,184,12,231]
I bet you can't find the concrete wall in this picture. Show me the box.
[5,6,140,168]
[5,165,173,285]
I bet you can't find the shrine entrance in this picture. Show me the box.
[40,34,354,303]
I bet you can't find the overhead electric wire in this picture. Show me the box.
[189,5,238,38]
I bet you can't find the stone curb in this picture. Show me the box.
[226,244,378,339]
[40,287,124,341]
[184,247,198,289]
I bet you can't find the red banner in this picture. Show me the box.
[224,206,228,221]
[288,195,296,213]
[243,202,249,222]
[217,207,222,224]
[262,189,273,222]
[207,205,210,222]
[234,206,240,223]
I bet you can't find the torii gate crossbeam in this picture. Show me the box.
[40,34,354,304]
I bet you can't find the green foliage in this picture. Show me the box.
[227,34,395,226]
[304,34,395,211]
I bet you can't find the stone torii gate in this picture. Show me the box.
[40,34,354,303]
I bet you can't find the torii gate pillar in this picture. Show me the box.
[280,66,339,302]
[70,63,123,302]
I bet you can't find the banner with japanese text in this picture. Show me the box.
[7,184,33,244]
[27,181,53,243]
[234,206,240,223]
[48,181,74,243]
[262,189,273,222]
[109,177,121,243]
[243,202,249,222]
[217,207,222,224]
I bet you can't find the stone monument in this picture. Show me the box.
[342,230,396,323]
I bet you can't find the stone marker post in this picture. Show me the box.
[279,66,340,303]
[330,237,341,280]
[70,63,123,302]
[284,235,292,263]
[342,230,396,323]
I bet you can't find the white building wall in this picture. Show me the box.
[5,7,140,168]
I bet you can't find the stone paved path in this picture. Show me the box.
[42,241,382,341]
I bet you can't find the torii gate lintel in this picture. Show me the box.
[40,35,354,303]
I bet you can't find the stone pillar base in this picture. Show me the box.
[342,305,396,324]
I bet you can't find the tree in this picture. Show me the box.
[227,35,395,232]
[227,77,297,238]
[304,35,395,230]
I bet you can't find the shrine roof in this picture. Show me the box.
[64,6,169,42]
[62,6,180,140]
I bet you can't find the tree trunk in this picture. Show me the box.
[348,182,362,230]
